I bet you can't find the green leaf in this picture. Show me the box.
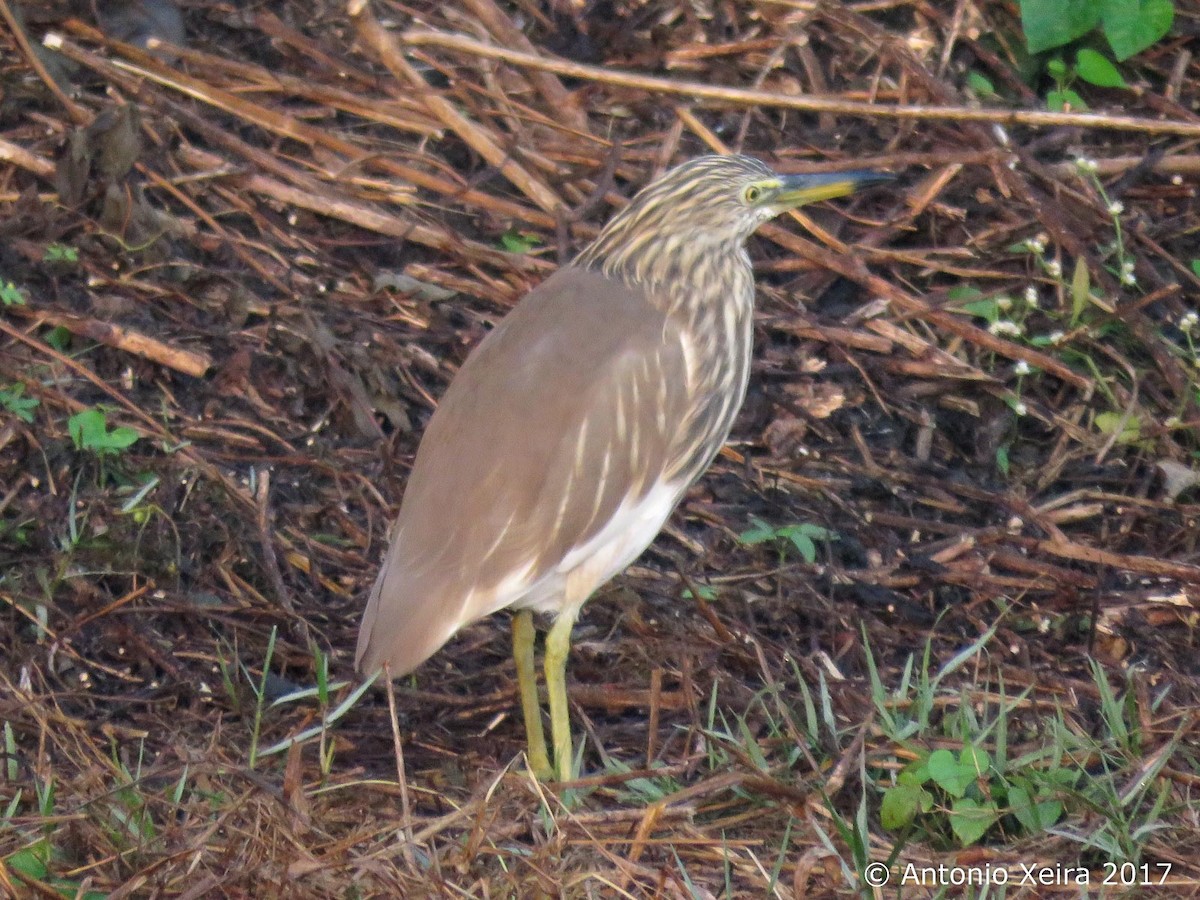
[1045,57,1069,78]
[740,519,834,560]
[779,523,834,563]
[928,746,990,799]
[996,445,1011,476]
[1075,48,1127,86]
[1021,0,1102,53]
[1191,259,1200,277]
[1007,783,1035,830]
[0,281,26,306]
[947,285,983,301]
[790,523,832,541]
[43,243,79,264]
[0,384,39,423]
[737,717,770,771]
[69,409,102,449]
[5,842,51,880]
[927,749,972,798]
[1009,783,1064,833]
[959,745,991,777]
[1046,88,1089,110]
[897,759,930,786]
[1095,411,1141,443]
[961,298,1000,323]
[949,797,998,845]
[104,428,139,452]
[68,408,139,455]
[44,325,72,351]
[500,229,542,253]
[787,532,817,563]
[967,71,998,99]
[739,517,779,545]
[881,783,931,830]
[1101,0,1174,60]
[1070,256,1091,325]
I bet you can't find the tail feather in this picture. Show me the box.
[355,547,465,679]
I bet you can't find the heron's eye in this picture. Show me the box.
[743,185,762,204]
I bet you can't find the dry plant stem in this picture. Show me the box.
[384,667,417,869]
[351,5,564,215]
[403,30,1200,138]
[775,230,1093,390]
[675,107,726,155]
[177,145,531,270]
[569,683,691,711]
[161,47,442,137]
[0,317,258,520]
[1,2,88,123]
[457,0,588,130]
[254,469,297,617]
[134,158,294,295]
[1046,155,1200,178]
[0,317,186,442]
[250,9,383,89]
[646,667,662,767]
[1031,538,1200,584]
[0,137,57,178]
[62,16,441,135]
[49,35,559,253]
[97,35,552,228]
[5,306,212,378]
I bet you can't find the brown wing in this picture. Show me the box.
[356,267,695,676]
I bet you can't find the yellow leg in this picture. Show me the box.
[544,605,581,782]
[512,610,551,779]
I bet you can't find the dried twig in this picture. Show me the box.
[403,30,1200,137]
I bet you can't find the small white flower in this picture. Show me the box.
[1015,360,1032,375]
[1120,271,1137,286]
[1013,401,1028,416]
[997,295,1013,311]
[1074,157,1098,174]
[1023,285,1039,306]
[1108,200,1124,216]
[1121,260,1135,274]
[1046,259,1062,278]
[1165,416,1181,428]
[1025,236,1046,255]
[1180,311,1198,333]
[989,320,1023,337]
[1048,330,1066,344]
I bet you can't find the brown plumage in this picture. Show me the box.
[357,267,691,674]
[357,155,889,780]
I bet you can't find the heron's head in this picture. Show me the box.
[578,155,890,285]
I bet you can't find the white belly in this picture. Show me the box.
[496,479,686,618]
